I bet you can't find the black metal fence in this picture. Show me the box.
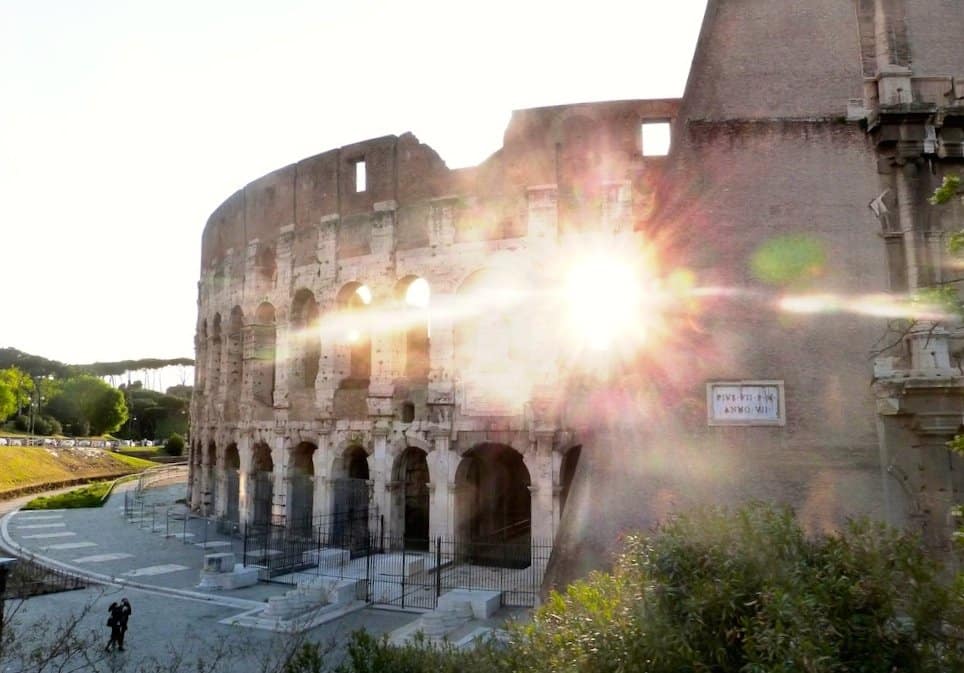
[4,557,86,599]
[238,510,551,609]
[122,482,551,610]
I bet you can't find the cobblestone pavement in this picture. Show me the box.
[0,480,419,672]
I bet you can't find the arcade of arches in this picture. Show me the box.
[191,271,585,551]
[190,434,582,548]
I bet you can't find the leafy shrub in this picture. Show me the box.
[335,504,963,673]
[510,503,964,673]
[13,415,29,432]
[165,433,185,456]
[335,631,502,673]
[24,481,113,510]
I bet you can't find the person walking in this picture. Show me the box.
[104,602,122,652]
[116,598,132,651]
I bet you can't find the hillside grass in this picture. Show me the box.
[23,481,113,510]
[0,444,156,495]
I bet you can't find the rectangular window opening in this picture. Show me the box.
[354,159,367,192]
[641,122,671,157]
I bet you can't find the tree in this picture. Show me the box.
[0,380,15,421]
[44,375,128,436]
[0,367,33,418]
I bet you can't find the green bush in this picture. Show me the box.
[164,433,185,456]
[13,415,29,432]
[334,504,964,673]
[23,481,113,510]
[509,504,964,673]
[335,631,502,673]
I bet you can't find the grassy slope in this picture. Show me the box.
[0,445,156,494]
[24,482,114,510]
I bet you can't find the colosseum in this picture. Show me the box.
[187,96,678,555]
[191,0,964,588]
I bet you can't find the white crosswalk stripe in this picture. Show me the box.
[16,523,67,529]
[22,532,76,539]
[122,564,190,577]
[41,541,97,551]
[73,553,135,563]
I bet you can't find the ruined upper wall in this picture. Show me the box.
[200,133,451,268]
[679,0,864,121]
[200,100,680,269]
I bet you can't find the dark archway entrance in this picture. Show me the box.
[252,442,274,528]
[289,442,316,535]
[396,447,430,550]
[331,446,371,553]
[455,443,531,567]
[559,445,581,517]
[224,443,240,526]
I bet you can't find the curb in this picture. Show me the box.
[0,495,266,611]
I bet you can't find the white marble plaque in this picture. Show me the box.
[707,381,785,426]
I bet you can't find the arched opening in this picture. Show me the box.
[224,443,241,525]
[559,445,581,517]
[252,303,277,407]
[196,320,208,391]
[251,442,274,528]
[209,313,222,399]
[454,269,530,414]
[205,441,218,515]
[225,307,244,421]
[290,289,320,393]
[455,443,531,567]
[331,445,370,552]
[396,276,430,381]
[289,442,317,534]
[338,283,372,384]
[394,447,430,550]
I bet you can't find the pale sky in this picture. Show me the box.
[1,0,707,369]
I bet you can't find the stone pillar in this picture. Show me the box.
[528,432,556,542]
[237,436,254,526]
[272,433,287,524]
[214,439,227,519]
[314,427,333,520]
[429,432,453,540]
[371,425,391,529]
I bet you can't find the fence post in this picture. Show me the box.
[151,504,156,532]
[242,525,248,566]
[183,511,188,541]
[165,509,170,538]
[435,537,442,603]
[203,517,208,547]
[401,545,406,609]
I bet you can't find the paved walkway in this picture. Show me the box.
[0,480,420,672]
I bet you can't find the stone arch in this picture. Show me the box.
[454,268,528,378]
[395,275,431,381]
[196,320,208,391]
[290,289,320,394]
[454,442,531,567]
[337,282,373,384]
[330,444,371,549]
[255,243,276,284]
[251,441,274,527]
[224,307,244,421]
[289,441,317,533]
[392,446,431,549]
[224,442,241,525]
[209,313,223,400]
[251,302,277,407]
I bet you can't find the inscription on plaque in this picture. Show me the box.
[707,380,785,426]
